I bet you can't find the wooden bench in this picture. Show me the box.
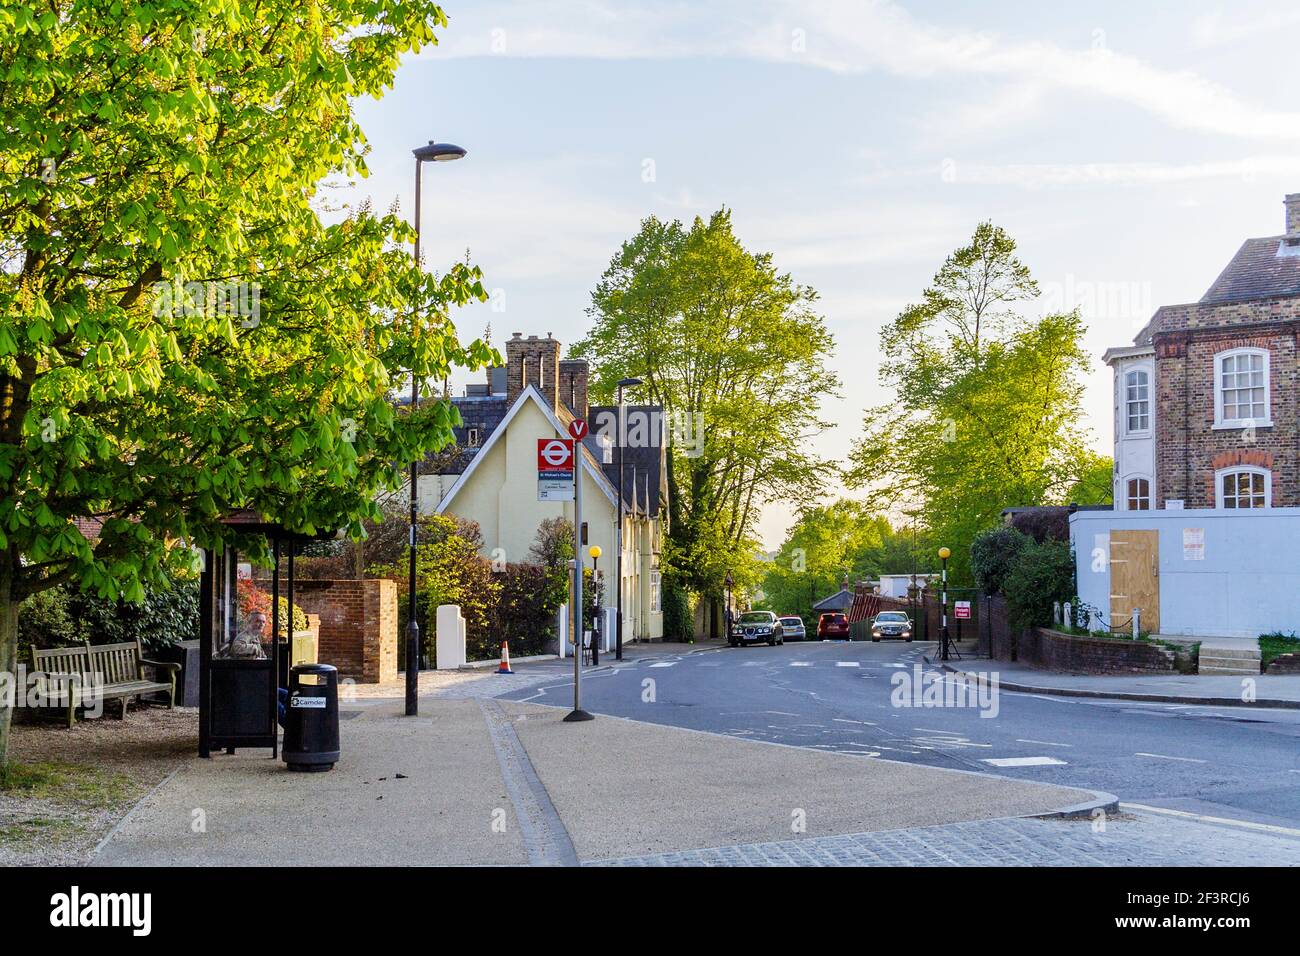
[31,639,180,727]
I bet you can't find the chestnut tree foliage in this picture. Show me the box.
[0,0,493,761]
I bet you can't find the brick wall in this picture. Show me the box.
[278,579,397,683]
[985,595,1175,673]
[1152,302,1300,507]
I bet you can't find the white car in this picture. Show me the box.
[871,611,913,642]
[778,616,807,641]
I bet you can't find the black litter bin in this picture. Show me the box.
[282,663,340,772]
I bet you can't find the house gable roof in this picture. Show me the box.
[434,384,618,515]
[1201,235,1300,305]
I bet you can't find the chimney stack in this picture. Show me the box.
[1286,193,1300,240]
[558,359,590,419]
[505,332,560,407]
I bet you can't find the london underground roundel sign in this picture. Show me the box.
[537,438,574,471]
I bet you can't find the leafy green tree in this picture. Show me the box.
[0,1,493,762]
[969,526,1031,597]
[1002,538,1076,631]
[574,209,839,636]
[1065,453,1114,505]
[847,223,1097,585]
[758,500,911,624]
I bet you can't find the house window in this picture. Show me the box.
[1217,467,1270,508]
[650,570,661,613]
[1124,368,1150,433]
[466,427,480,448]
[1215,348,1269,427]
[1125,477,1151,511]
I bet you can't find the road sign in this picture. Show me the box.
[568,418,589,441]
[954,600,971,620]
[538,438,574,471]
[538,438,574,501]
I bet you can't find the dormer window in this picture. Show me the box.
[466,427,481,448]
[1124,368,1150,433]
[1214,347,1270,429]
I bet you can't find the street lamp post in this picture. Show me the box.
[938,546,951,662]
[406,139,466,718]
[589,545,602,666]
[614,376,642,660]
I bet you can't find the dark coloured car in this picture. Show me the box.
[730,611,785,647]
[871,611,913,642]
[817,612,850,640]
[778,616,807,641]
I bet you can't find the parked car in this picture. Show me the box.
[817,612,850,640]
[778,615,807,641]
[870,611,913,642]
[731,611,785,647]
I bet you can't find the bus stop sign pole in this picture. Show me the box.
[565,419,594,722]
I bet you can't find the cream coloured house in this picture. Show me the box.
[416,332,667,643]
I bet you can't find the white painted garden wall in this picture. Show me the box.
[1070,508,1300,638]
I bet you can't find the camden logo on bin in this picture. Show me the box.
[290,695,327,709]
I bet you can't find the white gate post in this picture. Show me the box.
[435,604,466,669]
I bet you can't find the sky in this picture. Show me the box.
[338,0,1300,548]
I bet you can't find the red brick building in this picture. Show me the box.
[1105,193,1300,510]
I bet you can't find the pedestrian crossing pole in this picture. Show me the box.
[565,419,594,722]
[938,547,951,661]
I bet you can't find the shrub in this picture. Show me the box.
[17,588,87,656]
[19,571,200,657]
[970,526,1031,596]
[662,575,694,642]
[1002,538,1076,631]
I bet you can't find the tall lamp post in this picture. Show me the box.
[938,546,951,662]
[406,139,467,718]
[614,376,642,660]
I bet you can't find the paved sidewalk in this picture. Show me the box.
[589,811,1300,866]
[93,698,1105,866]
[936,658,1300,708]
[342,640,721,702]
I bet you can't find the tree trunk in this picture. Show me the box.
[0,552,19,767]
[707,595,717,641]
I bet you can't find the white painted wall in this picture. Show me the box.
[1071,508,1300,638]
[426,390,663,641]
[1110,350,1157,510]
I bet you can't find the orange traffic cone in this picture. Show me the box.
[495,640,514,675]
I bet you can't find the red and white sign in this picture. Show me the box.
[954,601,971,620]
[537,438,575,502]
[567,419,589,441]
[537,438,574,472]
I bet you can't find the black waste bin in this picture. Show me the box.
[282,663,340,772]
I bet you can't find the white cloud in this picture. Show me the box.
[855,155,1300,190]
[429,0,1300,142]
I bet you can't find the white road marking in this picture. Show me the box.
[835,661,860,667]
[1135,752,1207,764]
[832,718,875,725]
[981,756,1068,767]
[1124,803,1300,838]
[648,662,677,668]
[913,727,958,734]
[789,661,812,667]
[1016,738,1073,748]
[766,710,799,717]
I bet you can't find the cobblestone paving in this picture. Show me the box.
[586,813,1300,866]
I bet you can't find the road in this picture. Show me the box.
[503,638,1300,831]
